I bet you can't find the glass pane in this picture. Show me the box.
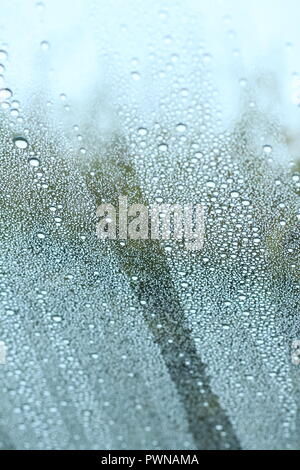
[0,0,299,450]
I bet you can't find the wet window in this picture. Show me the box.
[0,0,299,450]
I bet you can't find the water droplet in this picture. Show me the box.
[0,88,12,100]
[10,108,19,117]
[36,1,45,11]
[158,143,168,152]
[131,71,141,81]
[40,41,50,51]
[37,232,46,239]
[52,315,62,323]
[263,145,272,154]
[28,158,40,167]
[1,101,10,109]
[138,127,148,136]
[176,123,187,132]
[0,50,8,61]
[13,137,28,149]
[202,53,212,63]
[159,9,168,20]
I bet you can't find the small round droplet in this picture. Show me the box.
[263,145,272,154]
[10,108,19,117]
[36,2,45,11]
[180,88,189,97]
[13,137,28,149]
[28,157,40,167]
[158,143,168,152]
[202,53,212,63]
[0,88,12,100]
[40,41,50,51]
[52,315,62,323]
[231,191,240,198]
[206,181,216,188]
[0,50,8,61]
[138,127,148,136]
[1,101,9,109]
[37,232,46,239]
[131,71,141,81]
[176,123,187,133]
